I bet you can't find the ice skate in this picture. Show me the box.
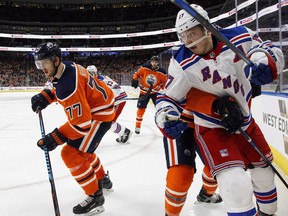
[195,187,222,204]
[73,189,105,215]
[116,128,132,144]
[101,171,113,191]
[135,127,140,134]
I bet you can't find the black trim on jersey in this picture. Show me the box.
[54,61,76,100]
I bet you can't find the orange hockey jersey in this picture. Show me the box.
[133,62,167,94]
[181,88,218,128]
[51,61,115,140]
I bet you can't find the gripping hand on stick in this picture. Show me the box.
[213,96,244,134]
[31,89,54,112]
[37,128,67,151]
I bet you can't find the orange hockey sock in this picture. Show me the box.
[136,108,145,128]
[86,152,105,180]
[61,145,98,195]
[202,165,218,195]
[165,165,195,216]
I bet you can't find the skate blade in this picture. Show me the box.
[103,188,114,192]
[75,206,105,216]
[194,200,221,204]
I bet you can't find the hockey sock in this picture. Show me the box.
[86,153,105,180]
[165,165,194,216]
[202,165,218,195]
[61,145,99,195]
[110,122,125,136]
[136,108,145,128]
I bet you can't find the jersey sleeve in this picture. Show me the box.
[133,67,143,80]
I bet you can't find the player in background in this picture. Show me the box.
[87,65,132,144]
[155,4,284,216]
[31,42,114,215]
[131,55,167,134]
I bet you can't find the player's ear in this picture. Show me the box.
[54,56,61,67]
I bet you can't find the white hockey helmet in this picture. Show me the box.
[175,4,209,34]
[86,65,98,76]
[175,4,210,48]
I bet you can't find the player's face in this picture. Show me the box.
[35,57,57,78]
[179,26,211,55]
[151,60,159,70]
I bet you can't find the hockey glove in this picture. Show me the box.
[157,110,188,139]
[244,51,277,85]
[37,128,67,151]
[131,79,139,88]
[31,89,54,112]
[213,96,244,134]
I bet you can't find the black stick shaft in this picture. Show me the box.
[239,128,288,189]
[37,108,61,216]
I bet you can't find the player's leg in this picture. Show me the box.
[195,125,257,215]
[135,95,150,134]
[62,121,112,214]
[196,166,222,203]
[242,119,277,215]
[61,145,105,214]
[163,127,196,216]
[194,144,222,203]
[109,102,132,143]
[85,153,113,190]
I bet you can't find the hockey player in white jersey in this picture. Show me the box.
[87,65,132,144]
[155,4,284,216]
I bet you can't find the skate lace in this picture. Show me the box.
[80,196,94,207]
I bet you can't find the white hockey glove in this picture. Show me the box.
[155,108,188,139]
[243,48,277,85]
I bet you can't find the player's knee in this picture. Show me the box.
[166,165,194,190]
[250,166,275,190]
[61,145,84,168]
[217,167,254,211]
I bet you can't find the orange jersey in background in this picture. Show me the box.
[133,62,167,94]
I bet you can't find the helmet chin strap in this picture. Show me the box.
[185,30,209,49]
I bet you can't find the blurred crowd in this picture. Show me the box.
[0,51,171,87]
[0,47,286,88]
[0,0,287,88]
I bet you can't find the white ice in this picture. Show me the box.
[0,91,288,216]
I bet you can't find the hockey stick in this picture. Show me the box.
[170,0,259,76]
[37,108,61,216]
[119,83,153,101]
[239,128,288,189]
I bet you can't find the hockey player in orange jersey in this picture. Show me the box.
[31,42,114,215]
[131,55,167,134]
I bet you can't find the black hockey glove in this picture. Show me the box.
[213,96,244,134]
[31,89,54,112]
[131,79,139,88]
[37,128,67,151]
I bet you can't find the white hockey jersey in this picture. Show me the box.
[156,26,284,130]
[97,75,127,106]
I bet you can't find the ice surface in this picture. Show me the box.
[0,92,287,216]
